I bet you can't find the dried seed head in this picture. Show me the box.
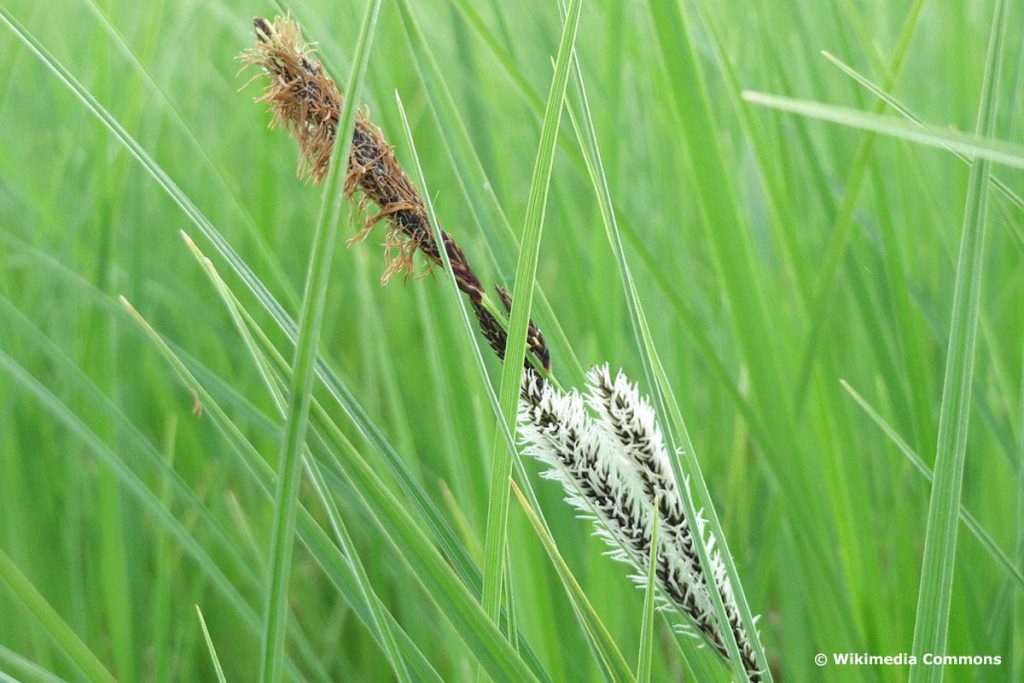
[241,16,432,282]
[242,16,552,372]
[242,15,341,184]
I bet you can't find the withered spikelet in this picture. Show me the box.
[242,15,550,372]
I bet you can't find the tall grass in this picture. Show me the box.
[242,8,382,683]
[0,0,1022,681]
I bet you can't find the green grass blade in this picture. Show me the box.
[0,295,256,579]
[480,0,583,625]
[120,297,446,683]
[559,24,730,680]
[0,5,295,329]
[822,50,1024,217]
[0,348,261,633]
[0,645,67,683]
[637,506,658,683]
[161,239,544,682]
[909,1,1007,678]
[0,6,455,571]
[0,340,316,681]
[181,233,412,683]
[511,483,637,683]
[395,88,630,678]
[315,434,542,682]
[392,0,587,384]
[560,30,780,671]
[258,3,381,679]
[195,605,228,683]
[741,91,1024,169]
[840,381,1024,589]
[0,546,115,683]
[391,92,521,486]
[783,0,927,411]
[6,4,530,675]
[77,0,299,308]
[584,1,773,678]
[391,90,570,537]
[645,335,766,681]
[1,8,462,581]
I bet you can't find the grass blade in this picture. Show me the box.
[636,506,658,683]
[181,233,412,683]
[258,4,381,680]
[822,50,1024,218]
[78,0,299,308]
[583,1,774,678]
[0,645,66,683]
[784,0,927,411]
[479,0,583,624]
[195,605,228,683]
[395,86,632,678]
[511,482,637,683]
[0,5,482,593]
[0,547,115,683]
[0,8,542,674]
[741,90,1024,169]
[120,295,447,682]
[392,0,588,384]
[840,381,1024,589]
[909,1,1007,678]
[149,244,543,681]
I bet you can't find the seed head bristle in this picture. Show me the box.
[241,15,340,184]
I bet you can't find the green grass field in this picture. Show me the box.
[1,0,1022,680]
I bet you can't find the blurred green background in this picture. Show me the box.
[0,0,1022,680]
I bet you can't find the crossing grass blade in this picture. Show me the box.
[841,381,1024,589]
[77,0,299,308]
[120,294,447,681]
[575,1,773,678]
[195,605,228,683]
[909,1,1008,679]
[258,3,382,680]
[0,645,65,683]
[395,80,637,679]
[121,293,542,682]
[181,232,413,683]
[162,227,549,680]
[0,7,486,596]
[392,0,588,384]
[511,482,637,683]
[636,506,658,683]
[822,50,1024,219]
[781,0,927,412]
[5,0,1024,679]
[741,91,1024,169]
[479,0,583,625]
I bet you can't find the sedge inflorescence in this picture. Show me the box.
[519,366,761,681]
[242,15,761,682]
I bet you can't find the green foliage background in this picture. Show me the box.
[0,0,1022,680]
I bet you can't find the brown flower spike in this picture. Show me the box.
[242,15,550,372]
